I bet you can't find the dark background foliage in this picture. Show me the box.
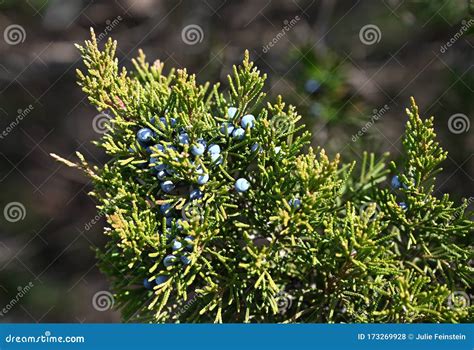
[0,0,472,322]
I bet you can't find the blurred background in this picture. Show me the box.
[0,0,472,322]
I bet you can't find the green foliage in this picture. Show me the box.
[52,30,473,323]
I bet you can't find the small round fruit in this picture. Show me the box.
[391,175,402,189]
[143,278,154,290]
[191,143,205,156]
[289,198,301,209]
[251,143,260,152]
[241,114,255,129]
[227,107,238,119]
[208,144,221,155]
[171,239,182,251]
[155,275,169,285]
[232,128,245,140]
[184,236,194,250]
[160,203,173,216]
[190,189,203,200]
[163,254,177,267]
[197,173,209,185]
[137,128,153,144]
[220,123,235,135]
[181,254,191,265]
[157,170,167,180]
[235,178,250,192]
[399,202,408,210]
[161,180,175,193]
[178,133,190,144]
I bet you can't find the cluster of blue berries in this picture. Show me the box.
[136,107,258,289]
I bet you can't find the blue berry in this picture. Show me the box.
[160,203,173,216]
[191,143,205,156]
[152,143,166,154]
[232,128,245,140]
[137,128,154,145]
[251,143,260,152]
[163,254,177,267]
[391,175,402,189]
[220,123,235,135]
[184,236,194,250]
[212,154,223,165]
[176,219,184,231]
[190,189,203,200]
[181,254,191,265]
[172,239,182,251]
[235,178,250,192]
[289,198,301,209]
[305,79,321,94]
[208,144,221,155]
[157,169,167,180]
[165,217,174,227]
[164,165,175,175]
[197,138,207,148]
[178,133,190,144]
[161,180,175,193]
[143,278,154,290]
[399,202,408,210]
[241,114,255,129]
[155,275,169,285]
[197,173,209,185]
[227,107,238,119]
[158,117,168,128]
